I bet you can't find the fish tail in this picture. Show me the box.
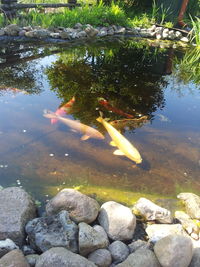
[96,111,104,123]
[43,109,58,119]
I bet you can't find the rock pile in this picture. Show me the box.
[0,187,200,266]
[0,23,190,43]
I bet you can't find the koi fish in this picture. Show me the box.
[51,97,75,125]
[98,98,134,119]
[44,110,104,141]
[0,86,28,95]
[110,116,148,131]
[96,114,142,164]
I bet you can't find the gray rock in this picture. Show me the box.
[0,187,36,247]
[0,249,30,267]
[4,24,21,36]
[88,249,112,267]
[107,28,115,35]
[46,188,100,224]
[85,26,99,38]
[25,31,36,38]
[98,201,136,241]
[79,222,109,256]
[25,210,78,253]
[168,30,175,40]
[26,254,39,267]
[177,193,200,219]
[133,198,173,223]
[0,29,5,36]
[115,26,126,34]
[146,224,185,243]
[74,23,83,29]
[98,27,108,37]
[23,26,33,31]
[180,37,189,43]
[35,247,96,267]
[154,235,193,267]
[77,31,87,38]
[108,240,129,263]
[175,31,182,39]
[189,247,200,267]
[155,27,163,34]
[0,238,19,258]
[93,225,109,247]
[162,28,169,39]
[19,30,26,36]
[50,32,60,39]
[34,29,50,38]
[22,245,36,256]
[128,240,151,253]
[117,248,160,267]
[60,31,71,39]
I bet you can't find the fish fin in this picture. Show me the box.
[51,119,58,124]
[81,135,90,141]
[113,149,125,156]
[43,110,58,119]
[96,111,104,123]
[110,141,117,147]
[70,129,77,133]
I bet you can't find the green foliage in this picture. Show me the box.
[190,16,200,46]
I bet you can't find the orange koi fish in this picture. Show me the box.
[98,98,134,119]
[51,96,75,125]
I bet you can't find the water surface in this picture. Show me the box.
[0,38,199,210]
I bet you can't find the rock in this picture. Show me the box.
[25,210,78,253]
[79,222,109,256]
[60,31,71,39]
[175,31,182,39]
[175,211,199,240]
[23,26,33,31]
[133,198,172,223]
[74,23,83,29]
[0,29,5,36]
[154,234,193,267]
[146,224,185,243]
[19,30,26,36]
[189,247,200,267]
[4,24,21,36]
[25,31,36,38]
[115,26,126,34]
[93,225,109,247]
[35,247,96,267]
[117,248,160,267]
[77,31,87,38]
[46,188,100,223]
[0,187,36,247]
[140,29,150,38]
[0,249,30,267]
[108,240,129,264]
[180,37,189,43]
[26,254,39,267]
[88,249,112,267]
[0,238,19,258]
[22,245,36,256]
[162,28,169,39]
[85,26,99,38]
[98,201,136,241]
[107,28,115,35]
[34,29,50,38]
[128,240,151,253]
[177,193,200,219]
[168,30,175,40]
[98,27,108,37]
[50,32,60,39]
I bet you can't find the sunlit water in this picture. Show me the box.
[0,38,199,211]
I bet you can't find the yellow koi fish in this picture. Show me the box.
[44,110,104,141]
[96,115,142,164]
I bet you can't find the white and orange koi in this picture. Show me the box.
[51,96,75,125]
[44,110,104,141]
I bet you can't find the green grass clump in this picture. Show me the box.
[190,16,200,47]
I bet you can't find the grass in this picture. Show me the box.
[190,16,200,47]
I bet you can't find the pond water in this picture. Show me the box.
[0,38,200,211]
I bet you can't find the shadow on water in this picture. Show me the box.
[0,37,200,207]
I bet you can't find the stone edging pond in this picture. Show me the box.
[0,23,190,45]
[0,186,200,266]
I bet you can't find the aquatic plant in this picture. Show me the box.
[190,16,200,47]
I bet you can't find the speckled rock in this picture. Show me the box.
[35,247,96,267]
[88,249,112,267]
[128,240,151,253]
[85,26,99,38]
[189,247,200,267]
[0,239,19,258]
[146,224,185,243]
[117,248,160,267]
[0,29,5,36]
[98,201,136,241]
[4,24,21,36]
[0,249,30,267]
[93,225,109,247]
[0,187,36,247]
[26,254,39,267]
[25,210,78,253]
[154,235,193,267]
[108,240,129,264]
[46,188,100,223]
[177,193,200,219]
[133,198,172,223]
[79,222,109,256]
